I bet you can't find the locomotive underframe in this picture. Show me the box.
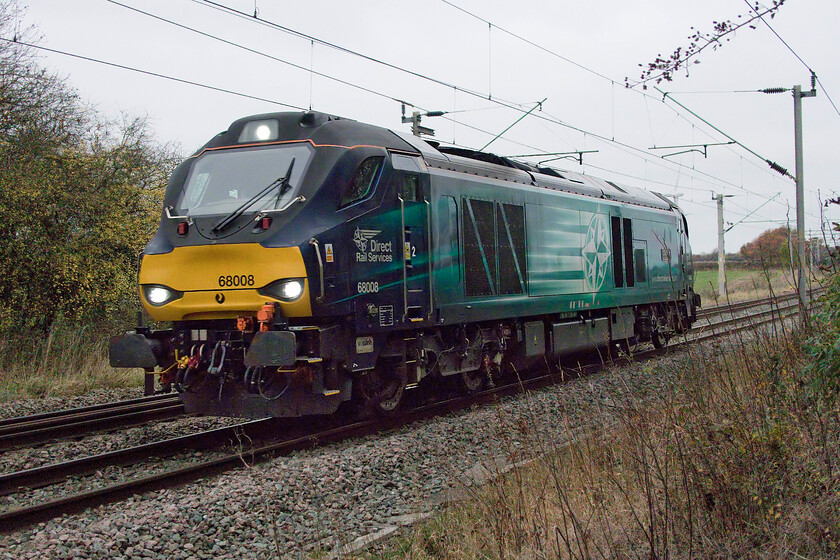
[122,294,696,418]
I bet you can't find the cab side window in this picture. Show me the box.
[401,174,419,201]
[391,154,424,202]
[340,157,383,207]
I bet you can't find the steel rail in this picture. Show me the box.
[0,419,272,496]
[0,394,178,429]
[696,298,805,332]
[697,286,825,319]
[0,398,185,449]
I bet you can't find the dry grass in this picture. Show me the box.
[364,310,840,559]
[693,266,805,303]
[0,320,144,402]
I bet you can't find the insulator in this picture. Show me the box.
[766,160,789,176]
[760,87,787,94]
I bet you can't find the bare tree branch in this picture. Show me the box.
[626,1,788,90]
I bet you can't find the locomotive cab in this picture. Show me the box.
[111,111,433,417]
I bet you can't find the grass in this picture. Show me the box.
[358,294,840,559]
[694,266,804,303]
[0,320,144,402]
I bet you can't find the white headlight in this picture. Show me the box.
[255,124,272,141]
[280,280,303,300]
[237,119,279,143]
[257,278,305,302]
[147,286,172,305]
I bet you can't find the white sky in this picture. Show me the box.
[17,0,840,253]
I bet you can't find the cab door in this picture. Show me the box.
[392,154,431,324]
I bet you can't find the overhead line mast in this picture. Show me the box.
[763,74,817,322]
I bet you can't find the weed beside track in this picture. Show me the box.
[362,297,840,559]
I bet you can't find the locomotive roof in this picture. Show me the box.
[391,130,675,212]
[210,111,678,213]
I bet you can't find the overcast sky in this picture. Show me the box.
[17,0,840,253]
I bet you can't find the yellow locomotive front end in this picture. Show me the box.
[138,244,312,322]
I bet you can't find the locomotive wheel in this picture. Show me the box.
[458,369,484,394]
[668,307,689,334]
[651,329,666,349]
[650,314,667,349]
[362,359,407,416]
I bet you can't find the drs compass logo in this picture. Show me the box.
[353,227,380,252]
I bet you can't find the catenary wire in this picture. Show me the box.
[0,37,307,110]
[744,0,840,118]
[105,1,406,107]
[63,2,816,222]
[440,0,615,83]
[12,11,826,244]
[441,1,812,213]
[190,0,791,198]
[106,0,780,207]
[439,0,795,185]
[101,2,552,157]
[192,0,523,109]
[444,0,832,214]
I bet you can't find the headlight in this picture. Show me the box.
[280,280,303,299]
[258,278,305,302]
[142,284,183,307]
[238,119,279,143]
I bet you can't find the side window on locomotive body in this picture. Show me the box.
[339,157,384,208]
[400,174,420,202]
[391,153,424,202]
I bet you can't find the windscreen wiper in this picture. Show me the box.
[211,158,295,234]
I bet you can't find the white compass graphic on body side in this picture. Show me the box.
[353,227,380,252]
[582,214,611,292]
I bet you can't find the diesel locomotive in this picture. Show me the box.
[109,111,700,418]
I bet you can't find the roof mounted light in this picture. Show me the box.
[238,119,279,143]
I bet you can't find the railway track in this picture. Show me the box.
[696,287,823,320]
[0,394,185,449]
[0,291,822,534]
[695,293,812,333]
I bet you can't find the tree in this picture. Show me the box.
[739,226,792,266]
[0,0,178,332]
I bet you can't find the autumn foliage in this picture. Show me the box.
[738,226,793,266]
[0,1,177,333]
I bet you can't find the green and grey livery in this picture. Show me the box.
[112,111,699,418]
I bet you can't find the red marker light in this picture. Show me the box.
[261,216,272,230]
[177,221,189,236]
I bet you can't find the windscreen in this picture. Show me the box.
[177,143,312,217]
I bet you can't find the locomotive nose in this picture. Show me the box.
[138,244,311,321]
